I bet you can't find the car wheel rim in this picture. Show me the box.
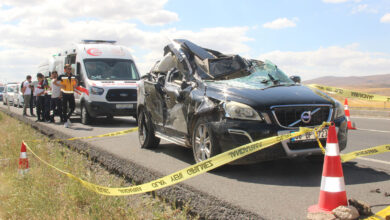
[195,124,211,162]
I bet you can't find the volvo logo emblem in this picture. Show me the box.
[301,111,311,124]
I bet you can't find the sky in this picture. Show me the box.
[0,0,390,82]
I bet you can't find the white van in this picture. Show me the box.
[52,40,140,124]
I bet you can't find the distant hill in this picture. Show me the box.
[303,74,390,96]
[303,73,390,88]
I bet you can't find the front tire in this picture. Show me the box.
[80,104,92,125]
[138,108,160,149]
[192,117,220,163]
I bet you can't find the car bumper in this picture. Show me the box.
[85,101,137,117]
[209,117,348,165]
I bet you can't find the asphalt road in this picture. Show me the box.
[2,104,390,219]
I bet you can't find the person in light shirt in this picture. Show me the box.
[49,71,64,123]
[22,75,34,116]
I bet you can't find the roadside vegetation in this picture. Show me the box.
[0,111,195,220]
[330,94,390,110]
[322,85,390,110]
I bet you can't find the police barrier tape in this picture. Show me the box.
[314,130,390,163]
[23,122,330,196]
[313,130,390,162]
[29,127,139,143]
[340,144,390,163]
[23,121,390,196]
[308,84,390,102]
[365,205,390,220]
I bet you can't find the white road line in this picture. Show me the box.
[357,128,390,133]
[356,157,390,166]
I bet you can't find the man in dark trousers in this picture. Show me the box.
[44,75,52,122]
[49,71,63,123]
[35,73,46,122]
[60,64,77,128]
[21,75,34,116]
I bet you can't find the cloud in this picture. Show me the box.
[351,4,378,14]
[0,0,254,81]
[0,18,252,80]
[0,0,179,26]
[258,44,390,80]
[263,18,297,30]
[380,13,390,23]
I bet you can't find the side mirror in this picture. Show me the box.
[290,75,301,84]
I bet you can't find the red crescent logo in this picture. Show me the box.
[87,48,102,56]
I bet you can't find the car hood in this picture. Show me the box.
[205,84,335,110]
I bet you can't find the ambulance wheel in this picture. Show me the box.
[80,104,92,125]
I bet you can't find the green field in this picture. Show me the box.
[0,112,195,220]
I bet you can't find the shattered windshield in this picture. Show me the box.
[84,59,140,81]
[206,60,295,89]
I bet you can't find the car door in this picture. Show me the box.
[144,80,165,132]
[163,69,188,136]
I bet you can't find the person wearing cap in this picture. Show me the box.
[60,64,77,128]
[22,75,34,116]
[49,71,63,123]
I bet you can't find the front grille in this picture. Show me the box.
[272,105,331,128]
[106,89,137,102]
[288,139,326,150]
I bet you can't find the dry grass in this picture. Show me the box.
[322,85,390,110]
[0,112,196,220]
[342,87,390,96]
[330,94,390,110]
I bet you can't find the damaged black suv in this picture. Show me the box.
[137,39,347,164]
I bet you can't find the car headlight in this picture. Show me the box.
[334,100,345,119]
[90,86,104,95]
[223,101,263,121]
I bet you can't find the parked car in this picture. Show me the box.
[13,83,24,108]
[137,39,348,164]
[0,86,4,101]
[2,83,17,105]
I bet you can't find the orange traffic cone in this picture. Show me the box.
[344,99,356,130]
[18,142,29,175]
[308,124,348,213]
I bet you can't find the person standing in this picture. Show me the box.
[60,64,77,128]
[35,73,46,122]
[49,71,63,123]
[22,75,34,116]
[44,76,52,122]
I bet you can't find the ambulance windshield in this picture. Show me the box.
[84,59,140,80]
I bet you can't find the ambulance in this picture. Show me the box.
[52,40,140,124]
